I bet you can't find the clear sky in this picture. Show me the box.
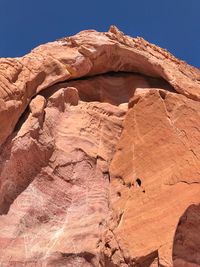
[0,0,199,68]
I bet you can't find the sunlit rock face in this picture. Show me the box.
[0,26,200,267]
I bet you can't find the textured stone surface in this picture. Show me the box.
[0,26,200,266]
[109,89,200,266]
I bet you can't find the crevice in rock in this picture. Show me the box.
[105,228,131,266]
[159,89,167,100]
[135,250,159,267]
[172,204,200,266]
[116,211,124,227]
[128,95,141,109]
[166,180,200,186]
[13,105,30,133]
[103,171,111,183]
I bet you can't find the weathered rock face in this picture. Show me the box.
[0,26,200,266]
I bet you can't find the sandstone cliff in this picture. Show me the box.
[0,26,200,267]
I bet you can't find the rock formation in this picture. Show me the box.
[0,26,200,266]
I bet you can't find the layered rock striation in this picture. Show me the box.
[0,26,200,266]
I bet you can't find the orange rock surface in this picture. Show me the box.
[0,26,200,266]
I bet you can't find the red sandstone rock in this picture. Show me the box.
[0,26,200,266]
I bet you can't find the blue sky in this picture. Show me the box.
[0,0,199,67]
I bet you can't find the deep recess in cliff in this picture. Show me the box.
[0,26,200,267]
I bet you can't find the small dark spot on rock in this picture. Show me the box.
[126,182,131,188]
[117,191,121,197]
[159,90,167,100]
[136,178,142,187]
[105,242,111,249]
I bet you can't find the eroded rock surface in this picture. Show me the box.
[0,26,200,266]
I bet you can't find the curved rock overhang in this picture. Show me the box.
[0,25,200,146]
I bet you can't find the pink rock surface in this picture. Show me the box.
[0,26,200,266]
